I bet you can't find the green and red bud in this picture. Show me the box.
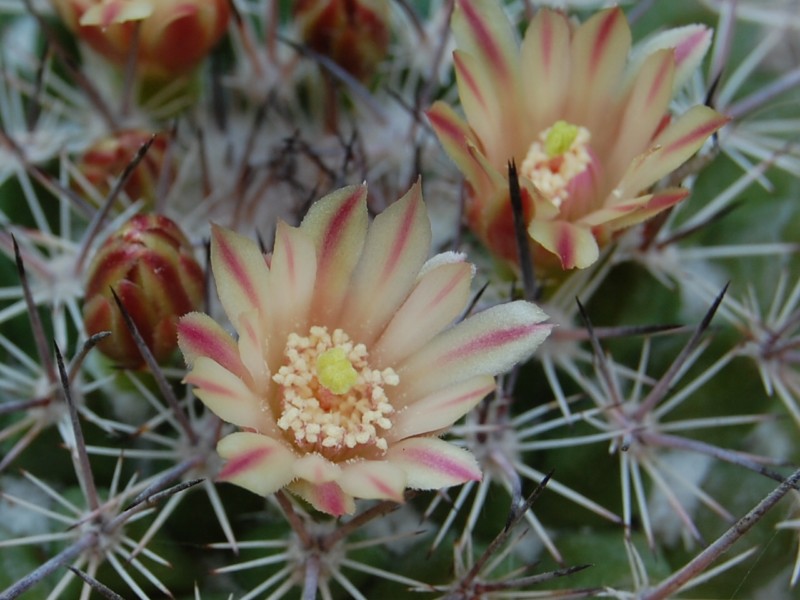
[292,0,390,81]
[77,129,170,208]
[52,0,230,78]
[83,214,204,369]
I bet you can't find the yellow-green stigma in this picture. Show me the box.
[545,120,580,157]
[316,347,359,394]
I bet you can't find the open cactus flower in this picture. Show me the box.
[178,182,552,516]
[428,1,729,270]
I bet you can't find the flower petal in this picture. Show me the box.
[452,0,525,160]
[607,49,676,182]
[338,460,406,502]
[339,180,432,345]
[235,310,271,396]
[186,357,271,431]
[268,220,317,363]
[588,188,689,232]
[630,24,712,93]
[427,101,483,189]
[293,453,342,485]
[528,219,599,270]
[290,480,355,516]
[217,432,296,497]
[520,8,572,134]
[614,105,729,197]
[452,0,519,100]
[388,375,495,440]
[397,301,551,401]
[301,185,369,324]
[567,7,631,128]
[387,437,481,489]
[373,259,473,367]
[177,311,247,380]
[210,224,270,335]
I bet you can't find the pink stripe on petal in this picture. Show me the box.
[406,446,477,482]
[444,324,539,364]
[315,482,349,516]
[319,189,362,268]
[185,374,234,396]
[214,227,260,307]
[218,445,273,480]
[591,9,622,73]
[454,52,489,111]
[389,437,482,489]
[647,53,673,105]
[279,226,296,287]
[540,10,554,67]
[381,190,421,283]
[178,314,240,373]
[428,106,468,144]
[459,0,509,79]
[662,117,728,155]
[674,28,708,67]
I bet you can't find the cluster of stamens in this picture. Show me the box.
[520,120,593,208]
[273,326,398,459]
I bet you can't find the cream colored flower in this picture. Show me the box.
[178,182,551,515]
[428,1,729,270]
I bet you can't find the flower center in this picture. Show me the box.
[520,120,592,208]
[273,326,398,459]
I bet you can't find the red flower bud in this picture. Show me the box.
[293,0,390,81]
[83,214,204,369]
[53,0,230,78]
[77,130,170,208]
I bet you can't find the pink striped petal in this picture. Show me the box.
[630,25,711,93]
[300,185,368,325]
[452,0,519,97]
[268,221,317,364]
[528,219,599,270]
[186,357,270,430]
[217,432,295,496]
[289,480,355,516]
[427,101,483,188]
[338,461,406,502]
[396,301,551,401]
[593,188,689,232]
[388,375,496,440]
[210,224,270,335]
[373,259,473,368]
[454,50,517,163]
[339,181,431,345]
[387,437,481,489]
[607,49,676,182]
[177,312,248,381]
[615,105,729,197]
[567,8,631,128]
[293,453,342,484]
[520,8,572,135]
[235,310,270,396]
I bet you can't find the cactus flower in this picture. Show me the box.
[52,0,230,78]
[428,1,729,270]
[84,214,205,369]
[292,0,390,81]
[77,129,170,208]
[178,182,551,516]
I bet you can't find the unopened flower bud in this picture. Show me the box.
[293,0,390,81]
[77,130,170,209]
[52,0,230,78]
[83,214,204,369]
